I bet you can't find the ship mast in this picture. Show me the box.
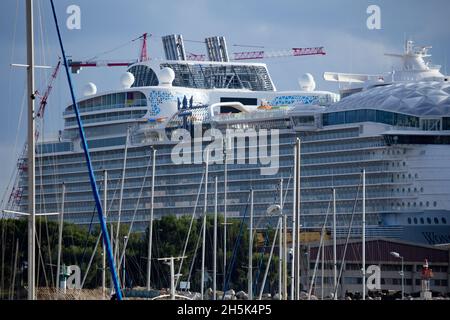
[26,0,36,301]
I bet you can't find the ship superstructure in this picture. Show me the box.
[9,37,450,245]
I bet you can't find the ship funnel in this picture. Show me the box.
[162,34,187,61]
[205,36,229,62]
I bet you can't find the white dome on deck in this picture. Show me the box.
[158,67,175,87]
[298,73,316,92]
[328,81,450,116]
[83,82,97,96]
[120,72,135,89]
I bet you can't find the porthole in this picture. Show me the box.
[442,218,447,224]
[427,218,432,224]
[413,218,418,224]
[434,217,439,224]
[420,218,425,224]
[433,201,437,207]
[426,201,430,207]
[407,218,412,224]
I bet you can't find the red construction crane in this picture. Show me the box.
[187,47,326,61]
[233,47,326,60]
[139,33,149,62]
[36,59,61,118]
[68,33,149,73]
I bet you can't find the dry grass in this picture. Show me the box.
[36,288,108,300]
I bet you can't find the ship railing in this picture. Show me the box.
[215,108,294,122]
[63,99,148,116]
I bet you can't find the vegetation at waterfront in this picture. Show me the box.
[0,214,279,299]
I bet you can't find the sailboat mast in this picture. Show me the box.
[201,153,209,299]
[248,189,254,300]
[26,0,36,301]
[295,138,301,299]
[56,183,65,289]
[362,169,366,300]
[223,139,228,290]
[291,141,297,300]
[213,176,218,300]
[147,147,156,290]
[278,179,283,300]
[333,187,337,299]
[102,172,107,295]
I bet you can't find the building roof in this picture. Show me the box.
[327,81,450,117]
[309,238,449,264]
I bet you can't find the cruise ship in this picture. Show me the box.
[7,36,450,245]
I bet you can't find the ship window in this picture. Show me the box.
[421,118,441,131]
[427,217,432,224]
[442,218,447,224]
[420,187,424,192]
[420,218,424,224]
[220,97,257,106]
[426,201,429,207]
[420,202,423,207]
[407,218,412,224]
[434,217,439,224]
[443,117,450,130]
[413,218,418,224]
[433,201,437,207]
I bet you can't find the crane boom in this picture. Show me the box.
[186,47,326,61]
[233,47,326,60]
[68,59,138,73]
[37,59,61,118]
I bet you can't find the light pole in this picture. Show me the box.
[390,251,404,300]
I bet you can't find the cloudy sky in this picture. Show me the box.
[1,0,449,201]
